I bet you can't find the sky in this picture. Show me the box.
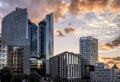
[0,0,120,68]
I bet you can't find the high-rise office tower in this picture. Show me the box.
[38,13,54,59]
[29,20,38,57]
[38,13,54,74]
[80,36,98,78]
[2,8,30,74]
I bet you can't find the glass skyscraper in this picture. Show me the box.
[38,13,54,74]
[2,7,54,75]
[2,8,30,74]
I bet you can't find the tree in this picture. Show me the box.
[0,67,12,82]
[11,73,23,82]
[23,74,29,82]
[29,71,40,82]
[53,75,62,82]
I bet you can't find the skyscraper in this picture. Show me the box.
[38,13,54,59]
[2,8,30,74]
[80,36,98,78]
[38,13,54,74]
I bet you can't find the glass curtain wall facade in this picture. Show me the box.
[2,8,30,74]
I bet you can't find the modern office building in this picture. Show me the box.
[80,36,98,78]
[0,37,7,69]
[29,20,38,57]
[49,51,81,82]
[38,13,54,74]
[2,7,54,75]
[90,63,120,82]
[2,8,30,74]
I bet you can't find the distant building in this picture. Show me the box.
[38,13,54,74]
[0,37,7,69]
[90,63,120,82]
[80,36,98,78]
[2,8,30,74]
[49,51,81,82]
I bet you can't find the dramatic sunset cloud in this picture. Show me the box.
[0,0,120,24]
[55,29,64,37]
[110,0,120,11]
[1,0,120,55]
[69,0,109,14]
[63,26,75,34]
[99,36,120,51]
[100,56,120,69]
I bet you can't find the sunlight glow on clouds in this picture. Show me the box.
[0,0,120,54]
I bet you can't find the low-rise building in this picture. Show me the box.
[90,62,119,82]
[49,51,81,82]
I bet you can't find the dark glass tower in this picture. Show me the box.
[38,13,54,74]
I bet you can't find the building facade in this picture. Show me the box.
[0,38,7,69]
[38,13,54,74]
[49,51,81,82]
[2,8,30,74]
[7,46,24,73]
[90,63,119,82]
[80,36,98,78]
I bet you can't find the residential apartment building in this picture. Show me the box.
[49,51,81,82]
[0,37,7,69]
[80,36,98,78]
[90,63,119,82]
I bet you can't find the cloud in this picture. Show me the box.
[0,0,120,24]
[110,0,120,11]
[100,56,120,69]
[55,26,75,37]
[99,36,120,51]
[0,0,69,24]
[69,0,109,14]
[55,29,64,37]
[63,26,75,34]
[54,1,69,22]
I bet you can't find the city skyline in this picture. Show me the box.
[0,0,120,68]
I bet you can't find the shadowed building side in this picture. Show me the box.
[38,13,54,74]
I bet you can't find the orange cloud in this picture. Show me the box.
[110,0,120,11]
[99,57,120,69]
[55,29,64,37]
[54,1,69,22]
[99,36,120,51]
[69,0,109,14]
[0,0,120,24]
[63,26,75,34]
